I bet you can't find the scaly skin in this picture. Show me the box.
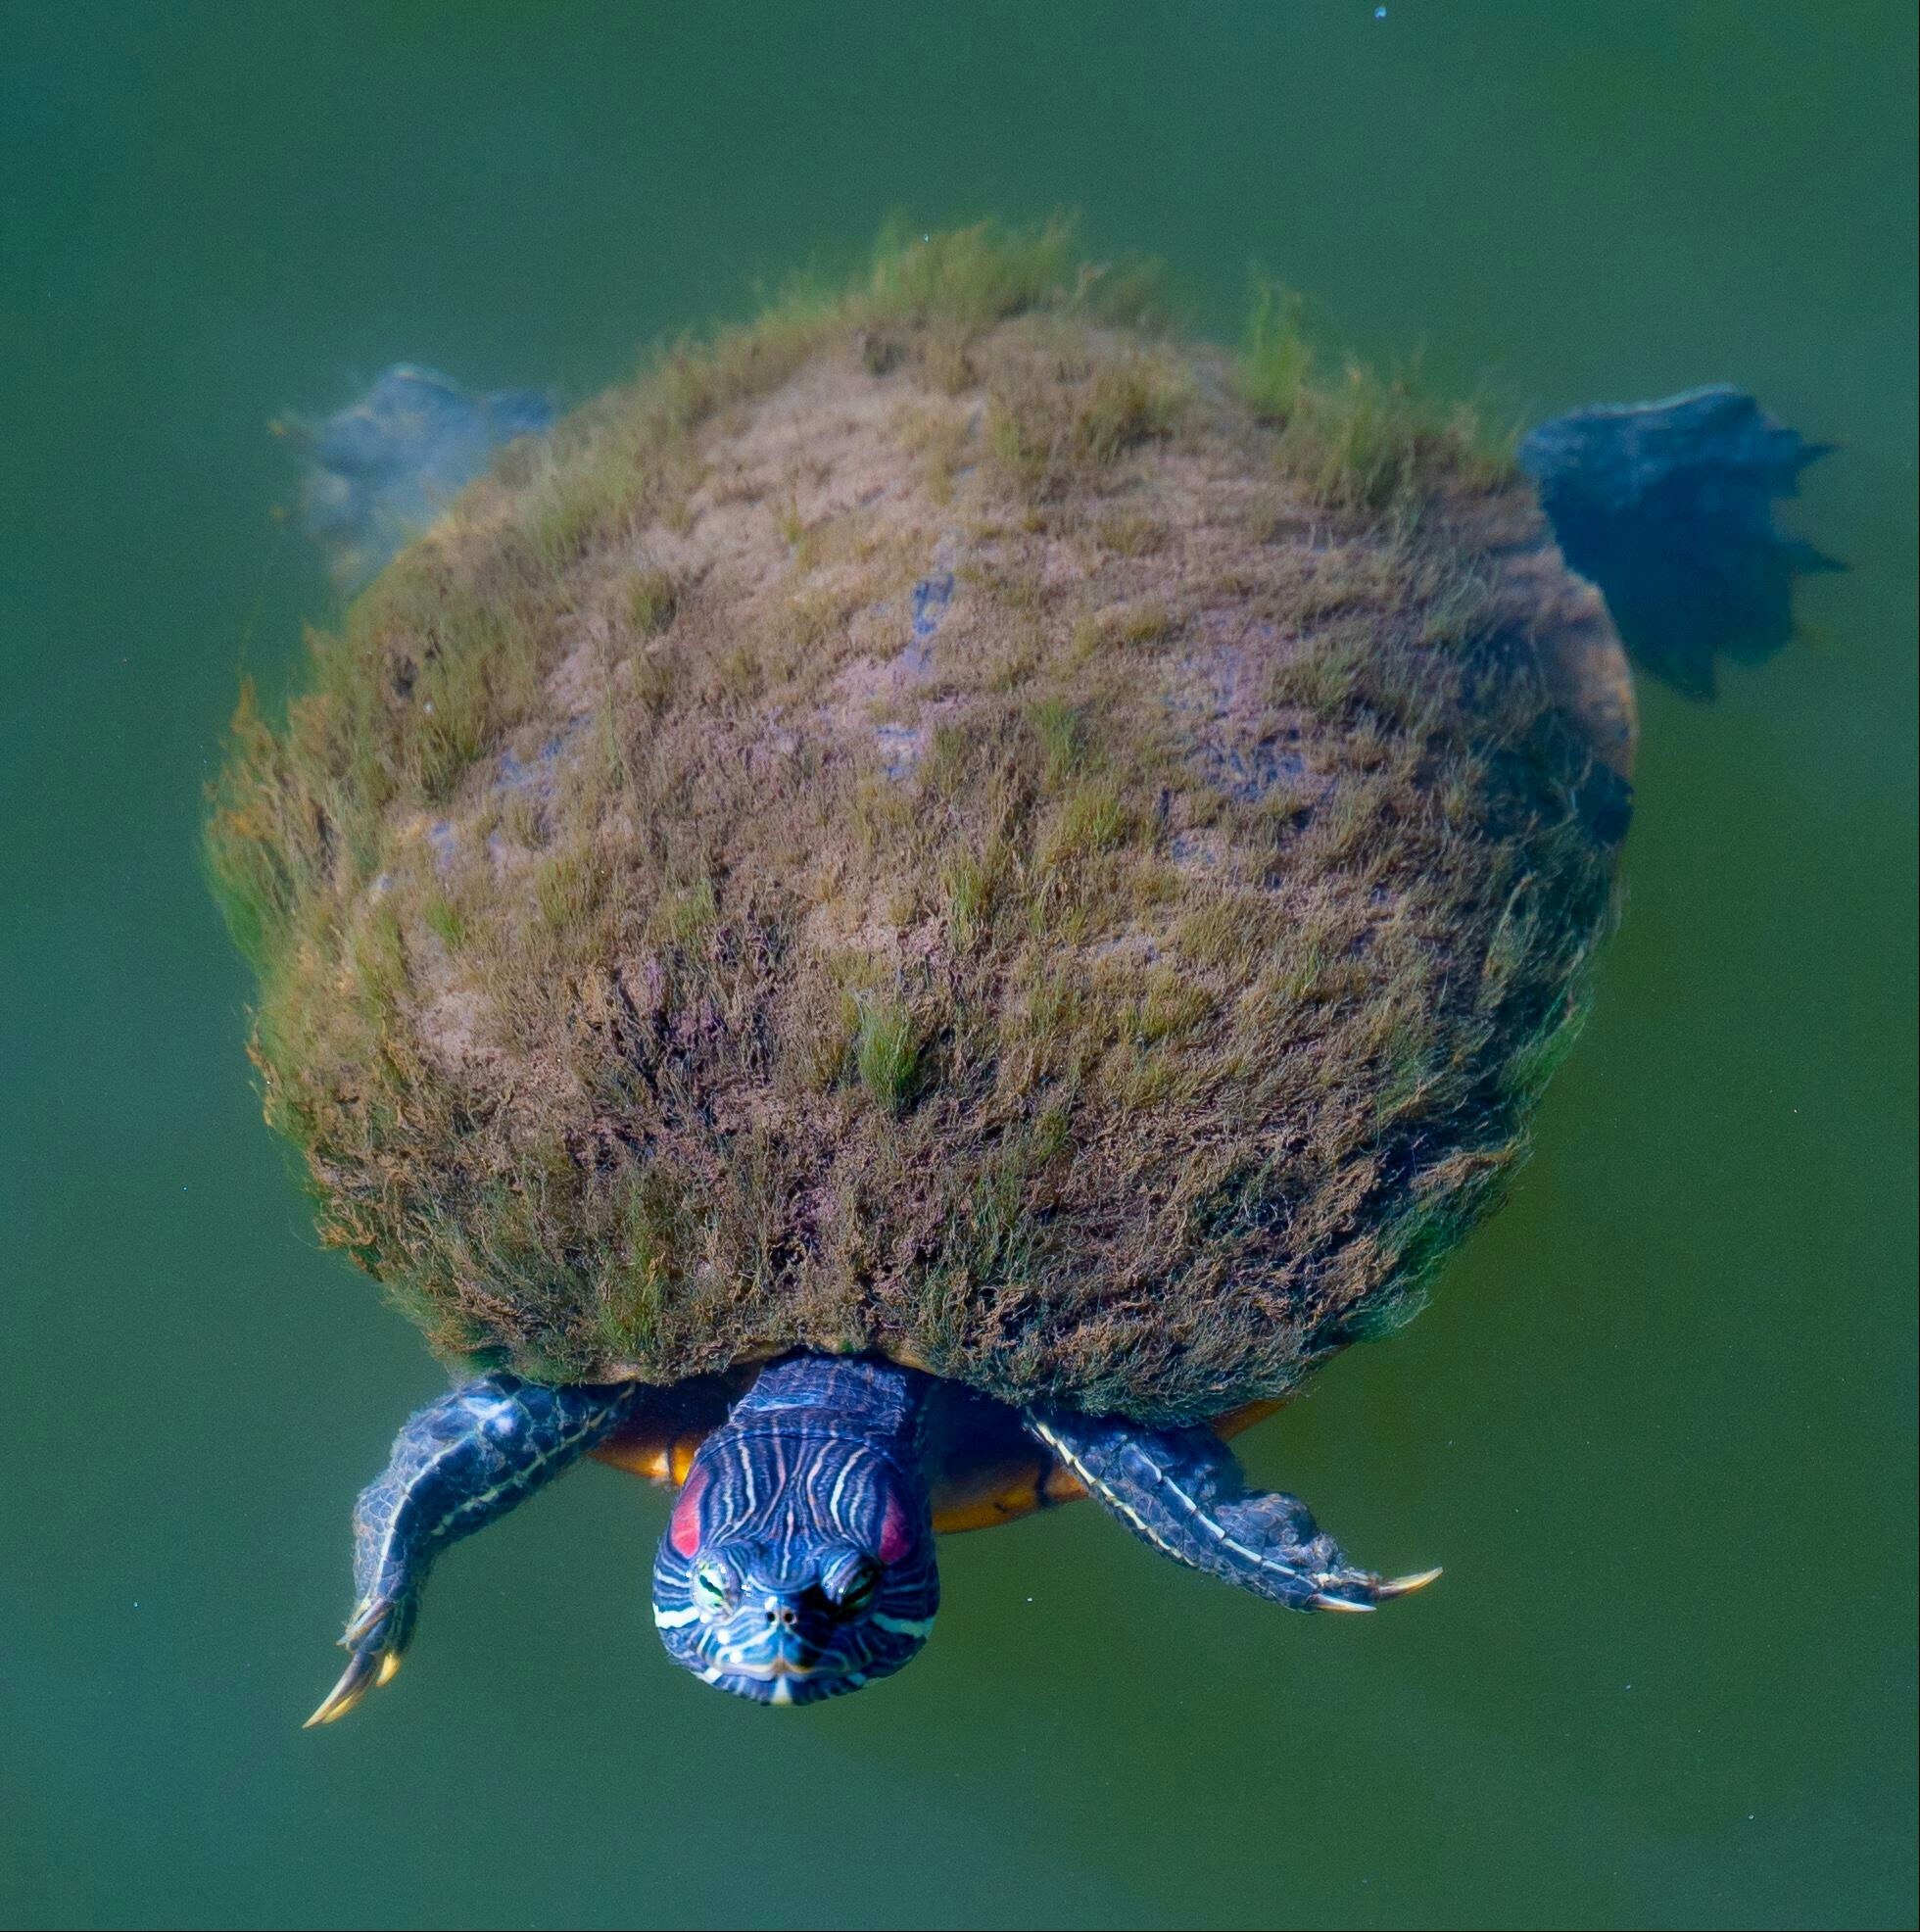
[308,1356,1433,1723]
[306,1376,638,1725]
[651,1357,939,1705]
[1024,1408,1440,1612]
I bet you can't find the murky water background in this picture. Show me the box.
[4,6,1914,1926]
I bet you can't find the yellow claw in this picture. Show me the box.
[1377,1566,1445,1599]
[303,1653,379,1729]
[1307,1592,1376,1613]
[303,1635,405,1727]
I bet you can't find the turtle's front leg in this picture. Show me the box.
[306,1375,639,1726]
[1023,1408,1440,1613]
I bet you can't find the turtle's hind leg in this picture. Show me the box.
[306,1375,638,1726]
[1023,1408,1439,1613]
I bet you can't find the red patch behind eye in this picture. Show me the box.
[877,1494,912,1566]
[670,1466,707,1558]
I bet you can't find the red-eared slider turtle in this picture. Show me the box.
[212,224,1665,1717]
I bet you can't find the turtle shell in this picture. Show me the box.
[210,229,1634,1427]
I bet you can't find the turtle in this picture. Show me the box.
[209,223,1808,1720]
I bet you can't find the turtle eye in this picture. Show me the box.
[694,1559,733,1610]
[834,1557,881,1614]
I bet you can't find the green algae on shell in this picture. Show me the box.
[207,222,1633,1424]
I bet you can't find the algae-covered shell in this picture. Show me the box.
[210,225,1632,1425]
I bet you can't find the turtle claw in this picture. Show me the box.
[1306,1563,1442,1613]
[305,1647,390,1728]
[304,1597,409,1728]
[1375,1565,1444,1600]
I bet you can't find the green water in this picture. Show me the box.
[4,6,1914,1927]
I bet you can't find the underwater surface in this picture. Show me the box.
[2,4,1914,1927]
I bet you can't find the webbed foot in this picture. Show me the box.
[305,1375,638,1727]
[1025,1407,1439,1613]
[1521,385,1837,699]
[285,364,554,589]
[1210,1488,1442,1611]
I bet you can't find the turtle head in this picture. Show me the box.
[650,1416,937,1705]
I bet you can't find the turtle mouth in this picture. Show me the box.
[727,1655,813,1679]
[699,1657,865,1706]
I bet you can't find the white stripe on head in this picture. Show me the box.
[826,1442,860,1526]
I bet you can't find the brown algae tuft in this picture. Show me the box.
[207,220,1631,1422]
